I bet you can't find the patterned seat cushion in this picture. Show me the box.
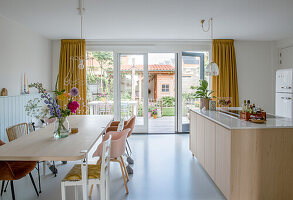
[63,164,101,181]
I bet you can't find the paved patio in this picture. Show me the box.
[149,116,175,133]
[136,116,190,133]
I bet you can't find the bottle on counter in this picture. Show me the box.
[242,100,247,112]
[246,100,251,112]
[249,105,253,114]
[252,104,256,114]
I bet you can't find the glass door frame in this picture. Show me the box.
[112,51,207,133]
[177,52,205,132]
[115,53,149,133]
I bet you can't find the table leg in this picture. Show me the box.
[81,154,88,200]
[43,161,46,176]
[106,164,110,200]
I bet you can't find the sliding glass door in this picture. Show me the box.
[148,53,176,133]
[178,52,206,132]
[118,54,148,133]
[86,50,208,133]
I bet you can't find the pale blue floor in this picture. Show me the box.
[0,134,225,200]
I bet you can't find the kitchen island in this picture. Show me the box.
[189,108,293,200]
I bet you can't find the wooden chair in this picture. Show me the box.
[6,123,29,142]
[6,123,42,192]
[0,140,39,200]
[61,135,112,200]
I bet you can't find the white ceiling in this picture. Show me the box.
[0,0,292,41]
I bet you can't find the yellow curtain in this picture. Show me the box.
[211,39,239,107]
[58,39,87,114]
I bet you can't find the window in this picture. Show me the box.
[162,84,169,92]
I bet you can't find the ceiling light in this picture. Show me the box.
[201,18,219,76]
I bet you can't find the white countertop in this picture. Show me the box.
[190,108,293,130]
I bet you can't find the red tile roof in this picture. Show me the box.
[120,65,174,71]
[86,58,174,71]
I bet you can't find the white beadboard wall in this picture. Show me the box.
[0,93,43,142]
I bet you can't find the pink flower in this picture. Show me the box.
[68,101,80,113]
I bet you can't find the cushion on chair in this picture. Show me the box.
[93,129,130,158]
[0,140,37,180]
[0,161,37,180]
[106,116,136,137]
[0,140,37,181]
[63,164,101,181]
[0,140,5,146]
[124,116,135,137]
[106,126,118,133]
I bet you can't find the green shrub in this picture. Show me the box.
[162,107,175,116]
[161,96,175,107]
[182,92,197,101]
[121,91,131,100]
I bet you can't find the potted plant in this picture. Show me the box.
[191,80,215,110]
[152,109,158,119]
[148,107,153,118]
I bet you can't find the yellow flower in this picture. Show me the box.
[58,93,67,101]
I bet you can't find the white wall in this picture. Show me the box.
[235,41,276,113]
[0,15,52,96]
[52,40,61,89]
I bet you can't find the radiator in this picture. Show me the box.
[0,93,43,142]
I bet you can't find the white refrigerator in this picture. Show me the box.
[276,68,293,118]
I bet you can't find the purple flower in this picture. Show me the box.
[70,87,79,97]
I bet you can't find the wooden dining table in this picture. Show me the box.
[0,115,113,200]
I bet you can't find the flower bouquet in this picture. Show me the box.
[30,83,80,139]
[217,97,232,107]
[25,98,50,128]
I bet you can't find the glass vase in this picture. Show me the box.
[53,117,70,139]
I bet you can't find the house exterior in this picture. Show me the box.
[86,54,200,102]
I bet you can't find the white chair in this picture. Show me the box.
[105,103,112,115]
[61,136,111,200]
[98,103,107,115]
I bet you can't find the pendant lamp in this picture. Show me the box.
[201,18,219,76]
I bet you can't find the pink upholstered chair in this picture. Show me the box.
[106,116,136,173]
[92,128,131,195]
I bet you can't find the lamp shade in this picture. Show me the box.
[206,61,219,76]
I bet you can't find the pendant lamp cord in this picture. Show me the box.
[81,15,83,39]
[210,18,213,40]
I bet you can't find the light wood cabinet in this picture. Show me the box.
[204,119,216,181]
[189,110,293,200]
[215,124,231,199]
[189,111,197,155]
[190,112,231,199]
[196,114,205,166]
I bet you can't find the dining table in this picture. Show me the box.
[0,115,113,200]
